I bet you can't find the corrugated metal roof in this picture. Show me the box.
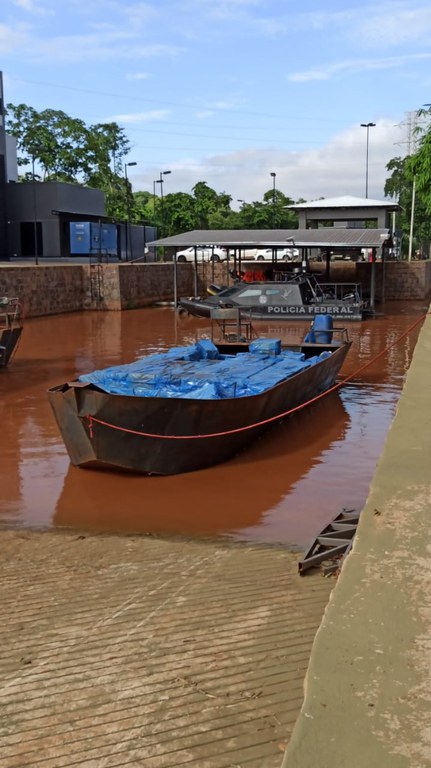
[147,228,390,249]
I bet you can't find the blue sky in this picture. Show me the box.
[2,0,431,207]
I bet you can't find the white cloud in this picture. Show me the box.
[12,0,38,10]
[134,120,405,204]
[352,4,431,47]
[125,2,160,24]
[16,34,183,63]
[107,109,171,123]
[0,23,30,53]
[127,72,150,81]
[248,3,431,49]
[288,52,431,83]
[204,0,263,21]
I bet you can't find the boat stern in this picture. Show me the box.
[48,383,99,467]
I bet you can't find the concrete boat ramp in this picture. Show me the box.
[0,531,332,768]
[3,311,431,767]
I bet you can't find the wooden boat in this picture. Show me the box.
[47,316,352,476]
[179,271,365,322]
[0,297,23,368]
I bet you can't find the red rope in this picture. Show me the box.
[83,313,427,441]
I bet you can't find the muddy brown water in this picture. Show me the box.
[0,302,427,547]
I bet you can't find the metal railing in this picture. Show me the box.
[0,297,21,330]
[315,282,362,302]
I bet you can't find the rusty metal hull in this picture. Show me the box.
[0,327,23,367]
[47,342,351,476]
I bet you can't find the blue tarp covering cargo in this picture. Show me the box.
[79,339,332,399]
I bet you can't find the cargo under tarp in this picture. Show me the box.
[79,339,332,400]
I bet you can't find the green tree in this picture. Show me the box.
[132,191,154,225]
[235,190,298,229]
[192,182,232,228]
[385,152,431,258]
[6,103,131,219]
[405,107,431,217]
[6,101,305,236]
[161,192,197,235]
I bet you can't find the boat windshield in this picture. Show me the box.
[227,284,304,307]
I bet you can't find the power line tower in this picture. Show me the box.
[397,109,430,155]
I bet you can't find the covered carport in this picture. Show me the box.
[147,228,392,309]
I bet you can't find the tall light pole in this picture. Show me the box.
[158,170,171,237]
[270,172,276,228]
[360,123,376,198]
[124,161,137,261]
[31,155,39,265]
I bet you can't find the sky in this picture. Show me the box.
[1,0,431,209]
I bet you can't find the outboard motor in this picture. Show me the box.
[304,315,333,344]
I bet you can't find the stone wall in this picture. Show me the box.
[356,260,431,301]
[0,263,196,317]
[0,265,85,317]
[117,263,194,310]
[1,260,430,318]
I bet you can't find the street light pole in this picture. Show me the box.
[360,122,376,198]
[158,170,171,238]
[153,180,157,219]
[32,155,39,265]
[270,172,276,228]
[124,161,137,262]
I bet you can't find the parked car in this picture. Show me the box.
[331,252,352,261]
[254,247,300,261]
[175,246,227,263]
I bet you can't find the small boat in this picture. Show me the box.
[0,297,23,368]
[179,271,365,321]
[47,315,352,476]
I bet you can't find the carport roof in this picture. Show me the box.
[147,228,390,249]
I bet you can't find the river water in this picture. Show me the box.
[0,302,427,547]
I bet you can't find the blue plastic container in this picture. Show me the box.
[305,315,333,343]
[313,315,333,343]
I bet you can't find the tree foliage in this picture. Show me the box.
[384,109,431,257]
[6,103,131,218]
[6,101,300,235]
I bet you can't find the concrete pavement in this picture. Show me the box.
[282,309,431,768]
[0,533,332,768]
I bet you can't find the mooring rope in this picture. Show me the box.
[82,313,427,441]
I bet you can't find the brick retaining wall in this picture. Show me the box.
[0,263,195,317]
[0,265,85,317]
[356,260,431,300]
[1,260,430,318]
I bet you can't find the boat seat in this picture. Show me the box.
[210,307,255,343]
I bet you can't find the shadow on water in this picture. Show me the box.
[0,302,427,546]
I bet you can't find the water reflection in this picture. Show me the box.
[53,392,349,544]
[0,302,426,546]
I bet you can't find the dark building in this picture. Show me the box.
[0,71,16,260]
[0,70,155,262]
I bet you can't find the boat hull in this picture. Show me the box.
[179,296,363,321]
[48,341,351,475]
[0,327,23,367]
